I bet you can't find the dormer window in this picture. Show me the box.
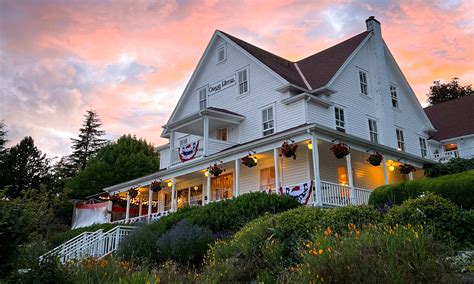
[217,45,226,63]
[359,70,368,95]
[199,87,207,110]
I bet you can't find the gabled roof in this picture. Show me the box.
[220,30,371,90]
[424,96,474,141]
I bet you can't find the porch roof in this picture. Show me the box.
[103,123,433,194]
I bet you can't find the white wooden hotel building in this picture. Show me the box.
[103,17,437,224]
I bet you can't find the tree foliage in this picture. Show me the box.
[70,110,106,171]
[427,77,473,105]
[0,137,51,198]
[67,134,160,199]
[0,120,7,155]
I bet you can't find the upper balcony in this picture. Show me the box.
[429,146,474,163]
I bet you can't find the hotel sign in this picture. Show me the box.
[208,74,236,96]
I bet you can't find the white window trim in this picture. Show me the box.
[334,106,346,133]
[261,104,275,136]
[217,44,227,64]
[368,118,378,144]
[396,128,405,152]
[178,136,189,147]
[358,69,369,96]
[390,83,399,109]
[237,66,249,97]
[198,86,208,110]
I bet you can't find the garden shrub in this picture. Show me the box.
[385,193,467,243]
[158,219,213,264]
[283,224,456,283]
[118,192,300,264]
[424,158,474,178]
[369,170,474,209]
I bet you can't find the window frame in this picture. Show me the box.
[368,119,378,143]
[261,105,275,136]
[217,44,226,63]
[178,137,189,147]
[334,107,346,133]
[419,137,428,157]
[217,128,228,141]
[359,70,368,95]
[396,129,405,152]
[390,84,399,109]
[198,87,207,110]
[237,67,249,96]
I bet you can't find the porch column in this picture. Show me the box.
[125,192,130,223]
[188,187,191,206]
[382,158,389,185]
[170,177,176,211]
[408,172,414,181]
[169,130,175,166]
[147,186,153,222]
[203,116,209,156]
[345,153,355,204]
[234,159,240,197]
[273,148,281,194]
[206,170,211,203]
[138,192,143,216]
[311,133,322,206]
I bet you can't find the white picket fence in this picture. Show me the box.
[39,226,136,264]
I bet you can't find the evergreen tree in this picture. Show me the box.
[0,120,7,155]
[70,110,106,171]
[427,77,473,105]
[1,137,51,198]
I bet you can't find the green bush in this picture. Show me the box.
[203,205,382,282]
[283,224,456,283]
[158,219,213,264]
[424,158,474,178]
[369,170,474,209]
[386,193,472,244]
[48,223,120,248]
[118,192,300,264]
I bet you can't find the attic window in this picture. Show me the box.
[217,45,226,63]
[359,70,368,95]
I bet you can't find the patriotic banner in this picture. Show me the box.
[279,181,313,205]
[71,201,111,229]
[178,140,200,162]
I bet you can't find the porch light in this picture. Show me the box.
[389,165,395,172]
[193,186,199,191]
[307,142,313,150]
[167,181,173,187]
[252,156,258,163]
[204,171,209,177]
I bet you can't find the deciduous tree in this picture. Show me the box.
[427,77,473,105]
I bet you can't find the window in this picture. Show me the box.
[199,88,207,110]
[419,137,427,157]
[368,119,378,143]
[335,107,345,133]
[179,137,189,147]
[396,129,405,151]
[238,68,248,95]
[260,167,276,191]
[359,70,368,95]
[262,106,274,136]
[217,45,226,63]
[390,84,399,108]
[217,128,228,141]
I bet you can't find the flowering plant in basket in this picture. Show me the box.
[208,163,225,177]
[128,188,139,198]
[241,155,257,168]
[330,143,350,159]
[150,180,163,192]
[280,142,298,159]
[367,152,383,166]
[399,164,416,175]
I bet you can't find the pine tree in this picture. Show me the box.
[70,110,106,171]
[1,136,51,198]
[0,120,7,155]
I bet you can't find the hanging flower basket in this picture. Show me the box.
[150,180,163,192]
[208,163,225,177]
[367,152,383,166]
[330,143,350,159]
[280,142,298,159]
[241,155,257,168]
[128,188,139,199]
[399,164,416,175]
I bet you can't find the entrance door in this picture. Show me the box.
[211,173,233,201]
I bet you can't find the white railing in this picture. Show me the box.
[150,210,170,222]
[430,146,474,162]
[319,181,372,207]
[352,187,372,205]
[112,210,170,225]
[40,226,136,263]
[189,195,203,206]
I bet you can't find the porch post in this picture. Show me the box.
[188,187,191,206]
[206,170,211,203]
[311,133,322,206]
[171,177,176,211]
[138,192,143,216]
[147,186,153,222]
[382,158,389,185]
[273,148,281,194]
[125,192,130,223]
[346,153,355,204]
[234,159,240,197]
[203,116,209,156]
[408,172,414,181]
[169,130,175,166]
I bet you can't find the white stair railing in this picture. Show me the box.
[40,226,136,263]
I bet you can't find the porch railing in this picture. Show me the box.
[111,210,170,225]
[430,146,474,162]
[319,181,372,207]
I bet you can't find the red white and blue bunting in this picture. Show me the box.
[178,140,200,162]
[279,181,313,205]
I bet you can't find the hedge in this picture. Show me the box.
[368,170,474,209]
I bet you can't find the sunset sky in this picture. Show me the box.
[1,0,473,158]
